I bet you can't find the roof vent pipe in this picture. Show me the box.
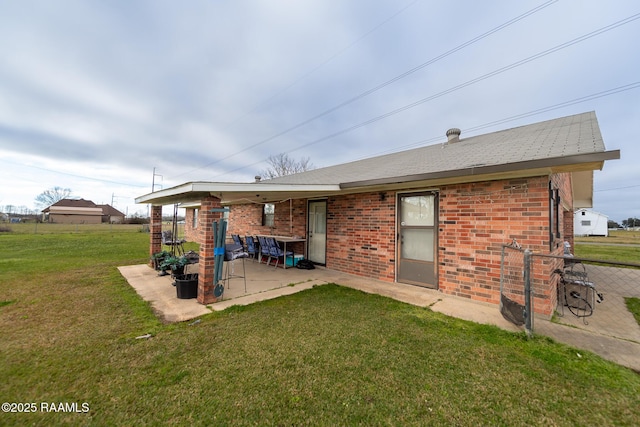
[254,176,262,182]
[446,128,461,143]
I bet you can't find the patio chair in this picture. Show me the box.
[231,234,244,248]
[245,236,259,261]
[162,230,185,255]
[266,237,293,269]
[224,243,248,292]
[257,236,270,264]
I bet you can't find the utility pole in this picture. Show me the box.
[152,167,163,192]
[149,167,163,220]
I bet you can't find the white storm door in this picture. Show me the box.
[308,201,326,264]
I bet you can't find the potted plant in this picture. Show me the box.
[160,255,189,277]
[151,250,172,272]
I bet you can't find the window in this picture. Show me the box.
[263,203,274,227]
[192,209,199,229]
[581,220,591,226]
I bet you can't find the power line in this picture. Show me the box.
[595,184,640,192]
[208,80,640,179]
[273,13,640,153]
[218,0,422,132]
[366,81,640,158]
[170,0,557,180]
[0,158,148,188]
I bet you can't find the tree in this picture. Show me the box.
[622,218,640,229]
[607,219,621,229]
[35,187,73,209]
[258,153,314,179]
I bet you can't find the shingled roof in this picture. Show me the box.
[136,111,619,207]
[262,111,616,188]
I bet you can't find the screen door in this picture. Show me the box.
[397,192,437,288]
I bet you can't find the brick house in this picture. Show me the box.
[136,112,619,309]
[42,199,125,224]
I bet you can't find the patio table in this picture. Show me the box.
[257,235,306,269]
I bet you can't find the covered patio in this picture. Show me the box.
[136,183,340,305]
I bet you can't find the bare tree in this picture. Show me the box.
[259,153,314,179]
[35,187,73,209]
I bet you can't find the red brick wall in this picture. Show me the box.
[184,208,198,242]
[227,199,307,237]
[149,205,163,265]
[438,177,548,304]
[438,174,572,315]
[326,191,396,281]
[197,196,222,304]
[226,199,308,254]
[192,173,575,313]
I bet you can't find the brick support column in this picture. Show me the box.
[149,205,163,266]
[197,196,222,304]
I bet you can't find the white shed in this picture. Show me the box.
[574,209,608,236]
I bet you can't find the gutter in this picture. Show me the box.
[340,150,620,189]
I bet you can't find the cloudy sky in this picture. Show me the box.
[1,0,638,222]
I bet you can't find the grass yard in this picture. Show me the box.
[574,244,640,265]
[1,229,639,425]
[574,230,640,244]
[626,297,640,326]
[574,230,640,265]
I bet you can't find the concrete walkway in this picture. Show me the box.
[118,262,640,372]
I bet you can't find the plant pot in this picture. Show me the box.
[175,274,198,299]
[153,256,168,271]
[172,265,186,277]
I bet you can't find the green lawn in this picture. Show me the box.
[1,228,639,425]
[574,244,640,265]
[626,297,640,326]
[573,230,640,265]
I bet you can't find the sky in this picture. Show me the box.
[0,0,638,222]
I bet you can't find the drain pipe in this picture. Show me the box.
[523,249,533,337]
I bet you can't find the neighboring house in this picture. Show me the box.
[98,204,126,224]
[42,199,125,224]
[574,209,608,236]
[137,111,620,310]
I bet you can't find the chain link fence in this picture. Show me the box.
[500,244,640,370]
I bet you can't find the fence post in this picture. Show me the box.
[523,249,533,337]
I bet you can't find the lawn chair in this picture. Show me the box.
[245,236,258,262]
[265,237,293,269]
[231,234,244,248]
[257,236,270,264]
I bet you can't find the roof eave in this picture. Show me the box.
[135,182,342,206]
[339,150,620,189]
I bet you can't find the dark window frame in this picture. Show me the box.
[549,183,560,250]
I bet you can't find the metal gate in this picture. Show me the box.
[499,243,533,335]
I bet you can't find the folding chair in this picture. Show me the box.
[245,236,259,261]
[266,237,293,269]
